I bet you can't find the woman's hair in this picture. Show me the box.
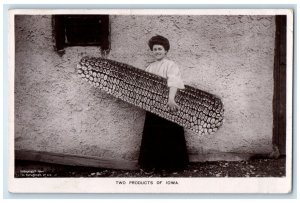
[148,35,170,51]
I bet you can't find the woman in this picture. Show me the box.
[138,35,189,176]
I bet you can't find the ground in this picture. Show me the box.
[15,156,285,178]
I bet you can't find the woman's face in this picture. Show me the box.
[152,44,167,61]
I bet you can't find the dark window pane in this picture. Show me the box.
[53,15,110,53]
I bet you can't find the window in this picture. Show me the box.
[53,15,110,54]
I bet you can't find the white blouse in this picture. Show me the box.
[145,58,185,89]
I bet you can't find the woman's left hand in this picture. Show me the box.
[167,99,180,112]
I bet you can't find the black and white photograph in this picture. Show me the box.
[9,9,293,193]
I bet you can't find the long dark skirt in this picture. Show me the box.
[138,111,189,171]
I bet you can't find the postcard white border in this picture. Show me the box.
[8,8,293,194]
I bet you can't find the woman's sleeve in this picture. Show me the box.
[167,62,185,89]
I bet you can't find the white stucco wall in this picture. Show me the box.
[14,14,275,166]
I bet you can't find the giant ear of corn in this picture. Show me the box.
[77,56,224,135]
